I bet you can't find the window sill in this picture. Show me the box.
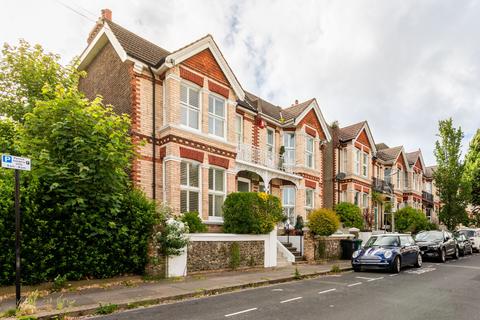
[204,218,224,225]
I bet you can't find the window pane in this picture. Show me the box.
[215,118,224,137]
[215,195,224,217]
[189,88,199,107]
[189,109,198,129]
[180,162,187,186]
[208,194,213,216]
[267,130,274,145]
[190,163,199,187]
[208,96,214,113]
[238,180,249,192]
[189,191,199,212]
[181,106,188,126]
[208,116,214,135]
[215,99,224,117]
[215,169,224,191]
[180,190,187,213]
[181,85,188,103]
[208,168,214,190]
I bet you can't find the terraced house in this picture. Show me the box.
[78,10,331,229]
[329,121,440,230]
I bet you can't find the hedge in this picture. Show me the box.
[307,208,340,236]
[223,192,283,234]
[334,202,363,229]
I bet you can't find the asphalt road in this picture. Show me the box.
[93,253,480,320]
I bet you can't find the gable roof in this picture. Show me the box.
[106,20,170,66]
[425,165,437,178]
[338,121,366,142]
[376,146,403,163]
[406,150,421,166]
[376,143,389,150]
[283,99,315,121]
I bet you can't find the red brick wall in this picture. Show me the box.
[183,49,228,86]
[78,43,132,116]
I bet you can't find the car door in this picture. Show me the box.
[444,232,455,255]
[400,236,414,264]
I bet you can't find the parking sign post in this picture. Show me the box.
[1,154,31,307]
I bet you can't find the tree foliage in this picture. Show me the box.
[0,40,84,122]
[223,192,283,234]
[463,129,480,226]
[307,208,340,236]
[0,41,157,285]
[434,118,469,230]
[395,207,436,234]
[334,202,363,229]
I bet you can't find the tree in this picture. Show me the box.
[0,40,83,122]
[464,129,480,226]
[434,118,469,230]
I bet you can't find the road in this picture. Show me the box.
[93,253,480,320]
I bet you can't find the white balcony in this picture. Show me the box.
[236,143,294,174]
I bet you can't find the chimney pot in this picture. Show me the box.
[101,8,112,20]
[295,99,298,105]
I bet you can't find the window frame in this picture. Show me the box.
[305,136,315,168]
[234,114,243,144]
[362,152,368,177]
[180,161,201,214]
[282,186,296,224]
[180,83,201,131]
[305,188,314,214]
[267,128,275,155]
[354,149,361,175]
[208,166,226,220]
[208,94,226,139]
[283,133,296,166]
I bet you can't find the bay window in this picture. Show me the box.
[180,161,200,213]
[180,84,200,129]
[283,133,295,166]
[208,95,225,138]
[305,136,314,168]
[208,167,226,218]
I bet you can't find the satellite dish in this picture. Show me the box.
[336,173,346,180]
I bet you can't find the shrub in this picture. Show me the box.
[223,192,283,234]
[395,207,431,234]
[307,208,340,236]
[156,218,189,256]
[334,202,363,229]
[180,211,207,233]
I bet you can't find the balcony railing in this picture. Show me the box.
[422,191,434,203]
[236,143,294,173]
[372,177,394,194]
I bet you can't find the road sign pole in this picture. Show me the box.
[15,169,21,307]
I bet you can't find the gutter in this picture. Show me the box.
[148,66,157,200]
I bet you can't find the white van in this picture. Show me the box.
[458,228,480,252]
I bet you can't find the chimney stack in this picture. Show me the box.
[295,99,298,105]
[87,9,112,44]
[101,8,112,20]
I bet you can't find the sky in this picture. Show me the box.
[1,0,479,165]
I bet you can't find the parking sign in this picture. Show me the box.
[1,154,31,171]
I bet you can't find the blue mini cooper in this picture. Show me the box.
[352,234,422,273]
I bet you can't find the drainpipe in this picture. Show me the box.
[148,66,156,201]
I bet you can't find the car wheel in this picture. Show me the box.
[469,246,474,255]
[439,248,446,263]
[353,266,361,272]
[414,253,422,268]
[453,247,459,259]
[391,256,401,274]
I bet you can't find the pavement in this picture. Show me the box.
[92,253,480,320]
[0,260,351,319]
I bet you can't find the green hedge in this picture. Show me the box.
[223,192,283,234]
[334,202,363,229]
[180,211,207,233]
[307,208,340,236]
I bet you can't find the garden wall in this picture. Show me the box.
[167,230,278,277]
[304,234,342,262]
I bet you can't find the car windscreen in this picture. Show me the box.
[365,236,399,247]
[458,230,475,238]
[415,232,443,242]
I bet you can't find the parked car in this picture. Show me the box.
[454,233,473,256]
[352,234,422,273]
[415,230,458,262]
[457,228,480,252]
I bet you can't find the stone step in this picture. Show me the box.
[282,242,293,248]
[292,252,303,257]
[286,247,298,252]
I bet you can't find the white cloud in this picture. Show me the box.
[1,0,479,164]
